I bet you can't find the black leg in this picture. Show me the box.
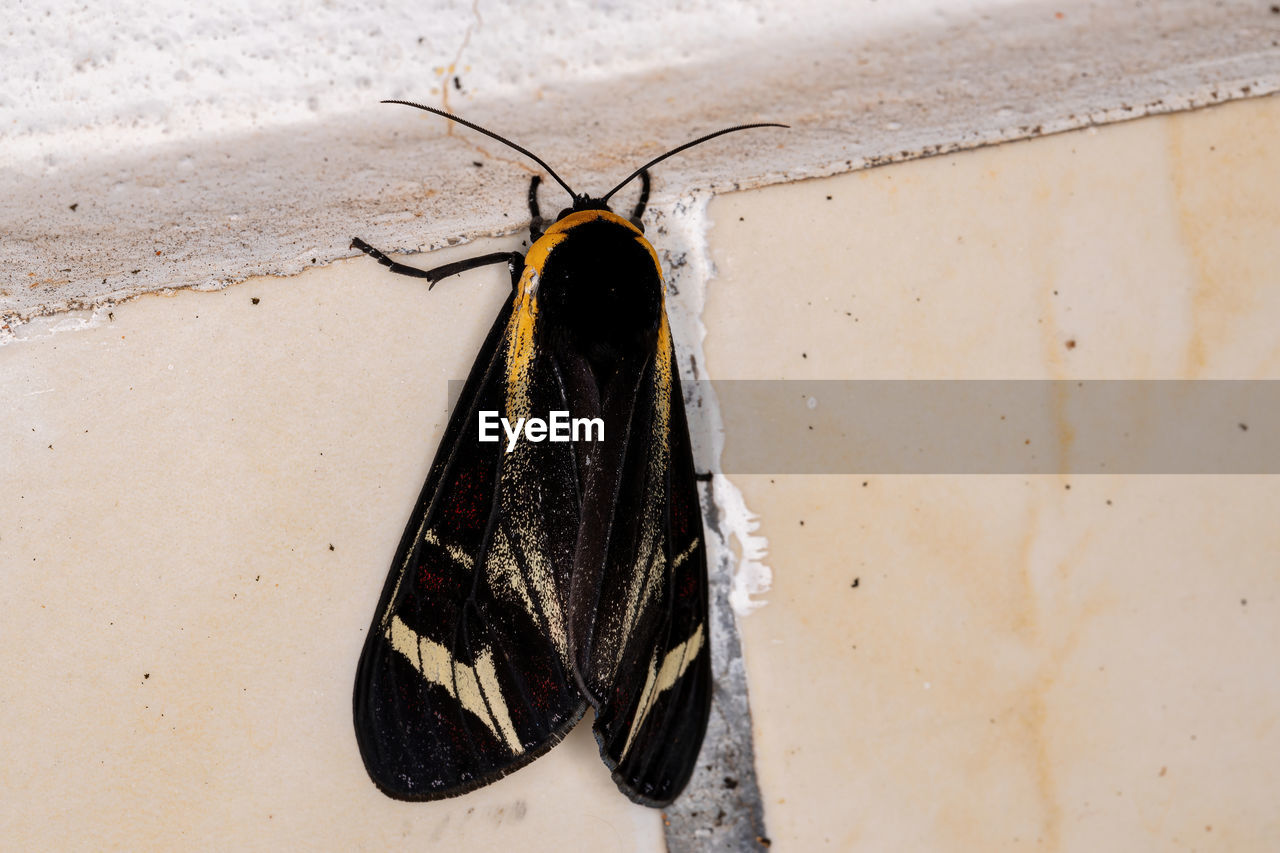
[528,175,545,241]
[630,169,651,227]
[350,238,522,290]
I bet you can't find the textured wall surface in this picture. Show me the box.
[4,0,1278,330]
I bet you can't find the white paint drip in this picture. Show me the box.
[712,476,773,615]
[654,192,773,615]
[0,307,112,347]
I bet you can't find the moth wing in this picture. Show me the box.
[572,325,712,807]
[353,296,586,800]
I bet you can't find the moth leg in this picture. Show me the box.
[528,175,545,242]
[351,238,522,290]
[629,169,651,229]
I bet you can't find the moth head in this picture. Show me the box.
[561,194,613,220]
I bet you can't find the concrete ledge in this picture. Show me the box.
[3,0,1278,330]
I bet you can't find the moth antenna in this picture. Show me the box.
[600,123,789,204]
[381,100,579,200]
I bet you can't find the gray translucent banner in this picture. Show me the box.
[448,381,1280,474]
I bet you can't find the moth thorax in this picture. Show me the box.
[538,219,663,372]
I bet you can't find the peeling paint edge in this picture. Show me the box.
[652,191,772,851]
[655,192,775,616]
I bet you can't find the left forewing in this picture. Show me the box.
[354,294,586,801]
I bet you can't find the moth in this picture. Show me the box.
[351,101,784,806]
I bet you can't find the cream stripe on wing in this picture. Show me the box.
[380,528,472,628]
[620,622,705,759]
[475,650,523,754]
[491,520,569,663]
[672,537,700,570]
[423,529,475,570]
[386,615,524,755]
[484,527,537,623]
[612,333,676,677]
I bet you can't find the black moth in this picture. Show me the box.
[351,101,784,807]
